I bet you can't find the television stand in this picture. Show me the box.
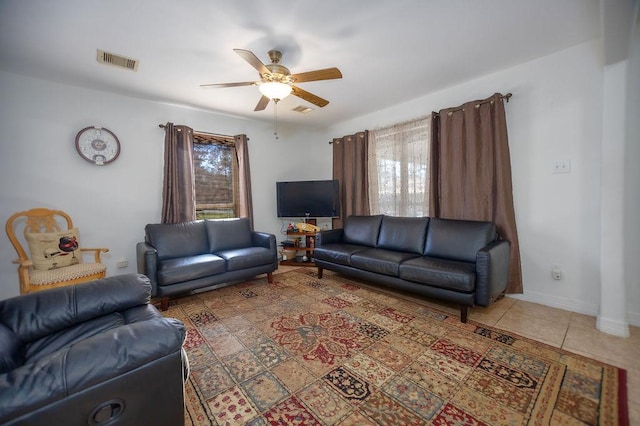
[280,224,317,267]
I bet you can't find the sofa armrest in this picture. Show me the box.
[252,232,278,265]
[0,274,152,342]
[252,231,275,250]
[475,240,510,306]
[316,229,344,246]
[137,241,159,296]
[0,317,185,424]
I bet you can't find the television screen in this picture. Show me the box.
[276,180,340,218]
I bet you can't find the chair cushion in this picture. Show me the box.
[377,216,430,254]
[206,218,253,253]
[0,323,24,374]
[217,247,274,271]
[343,215,384,247]
[424,218,496,263]
[25,228,82,271]
[145,221,210,261]
[28,263,106,285]
[157,254,225,286]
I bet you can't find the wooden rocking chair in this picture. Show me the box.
[5,208,109,294]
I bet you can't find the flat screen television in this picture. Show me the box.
[276,180,340,218]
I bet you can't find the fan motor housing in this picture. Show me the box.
[265,63,291,81]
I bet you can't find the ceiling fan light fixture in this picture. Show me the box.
[259,82,292,100]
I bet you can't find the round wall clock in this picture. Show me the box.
[74,126,121,165]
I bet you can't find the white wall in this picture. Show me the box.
[0,71,331,300]
[624,15,640,326]
[329,40,640,323]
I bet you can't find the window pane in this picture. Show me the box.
[193,142,237,219]
[368,116,430,217]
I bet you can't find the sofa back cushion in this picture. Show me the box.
[424,218,496,263]
[145,221,209,261]
[343,215,384,247]
[377,216,430,254]
[206,218,253,253]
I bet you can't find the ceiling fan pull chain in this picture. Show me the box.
[273,100,277,139]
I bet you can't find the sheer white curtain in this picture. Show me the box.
[368,115,431,216]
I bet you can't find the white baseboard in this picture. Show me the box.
[596,316,630,337]
[507,290,599,317]
[509,290,640,329]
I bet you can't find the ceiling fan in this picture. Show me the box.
[200,49,342,111]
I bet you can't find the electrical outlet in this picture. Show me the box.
[552,160,571,174]
[551,264,562,280]
[116,258,128,269]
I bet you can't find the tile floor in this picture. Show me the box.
[274,266,640,424]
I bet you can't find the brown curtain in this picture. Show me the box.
[161,123,196,224]
[429,93,523,293]
[234,134,254,229]
[332,131,370,229]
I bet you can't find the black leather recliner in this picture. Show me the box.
[0,274,187,426]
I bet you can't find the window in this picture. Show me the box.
[368,116,431,216]
[193,132,239,219]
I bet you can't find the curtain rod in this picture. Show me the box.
[158,124,232,139]
[433,92,513,118]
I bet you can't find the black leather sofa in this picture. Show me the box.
[314,215,510,322]
[0,274,187,426]
[137,218,278,310]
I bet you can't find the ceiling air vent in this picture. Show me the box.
[96,49,139,72]
[292,105,314,114]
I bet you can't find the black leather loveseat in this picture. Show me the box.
[137,218,278,310]
[314,215,510,322]
[0,274,187,426]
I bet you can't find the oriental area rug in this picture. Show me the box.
[162,269,628,426]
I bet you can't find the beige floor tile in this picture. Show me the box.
[494,309,567,347]
[562,325,640,371]
[568,312,597,329]
[468,296,515,326]
[508,299,572,327]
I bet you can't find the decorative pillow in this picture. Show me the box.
[25,228,82,271]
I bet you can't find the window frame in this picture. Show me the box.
[192,132,239,220]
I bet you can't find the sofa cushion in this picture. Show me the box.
[146,221,209,261]
[313,244,366,266]
[343,215,384,247]
[206,218,253,253]
[157,254,225,286]
[351,248,420,277]
[377,216,429,254]
[399,256,476,292]
[0,323,23,374]
[217,247,274,271]
[424,218,496,263]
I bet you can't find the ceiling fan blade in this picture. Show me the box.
[254,95,270,111]
[291,86,329,108]
[234,49,270,75]
[291,67,342,83]
[200,81,257,88]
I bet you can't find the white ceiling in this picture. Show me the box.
[0,0,602,127]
